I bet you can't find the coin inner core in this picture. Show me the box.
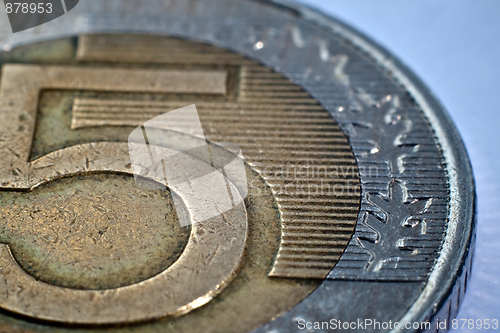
[0,174,191,289]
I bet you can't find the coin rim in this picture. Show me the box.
[267,0,476,331]
[0,1,476,331]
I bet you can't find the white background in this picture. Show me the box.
[298,0,500,331]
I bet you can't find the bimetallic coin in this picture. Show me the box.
[0,1,475,333]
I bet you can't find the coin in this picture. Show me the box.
[0,1,475,333]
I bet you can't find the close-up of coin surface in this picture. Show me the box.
[0,1,479,332]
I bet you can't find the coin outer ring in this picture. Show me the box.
[269,1,476,331]
[0,1,476,332]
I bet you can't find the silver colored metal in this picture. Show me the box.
[0,1,475,332]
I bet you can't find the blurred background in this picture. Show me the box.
[296,0,500,331]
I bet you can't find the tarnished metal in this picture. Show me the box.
[0,1,475,333]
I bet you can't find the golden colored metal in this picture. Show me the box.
[0,34,360,332]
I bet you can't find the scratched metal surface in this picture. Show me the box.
[295,1,500,332]
[0,1,482,332]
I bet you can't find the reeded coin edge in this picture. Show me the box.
[0,1,476,331]
[269,1,476,331]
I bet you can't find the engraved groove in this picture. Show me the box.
[71,37,361,280]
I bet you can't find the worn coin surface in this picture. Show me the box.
[0,1,475,333]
